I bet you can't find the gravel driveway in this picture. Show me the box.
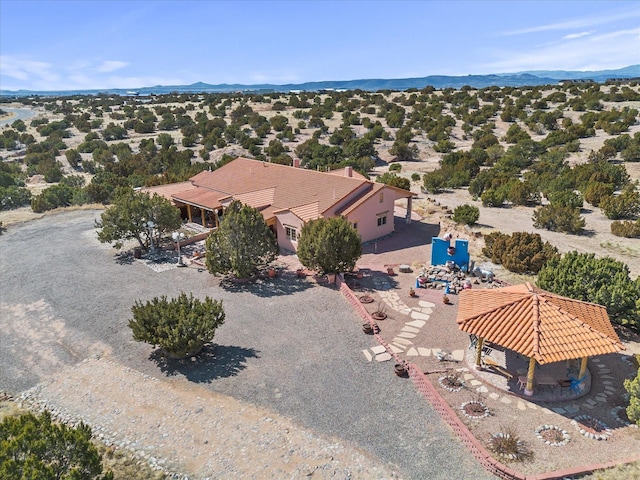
[0,210,495,479]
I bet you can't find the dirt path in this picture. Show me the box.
[20,356,399,479]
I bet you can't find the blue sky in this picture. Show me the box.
[1,0,639,91]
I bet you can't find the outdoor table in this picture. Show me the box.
[536,374,558,392]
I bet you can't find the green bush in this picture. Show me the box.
[0,410,112,479]
[611,219,640,238]
[537,251,639,330]
[0,186,32,210]
[452,204,479,225]
[297,216,362,274]
[547,190,583,209]
[129,293,225,358]
[388,163,401,172]
[533,204,585,234]
[482,231,558,274]
[600,185,640,220]
[624,362,640,426]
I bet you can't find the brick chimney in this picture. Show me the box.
[345,166,353,177]
[293,158,301,168]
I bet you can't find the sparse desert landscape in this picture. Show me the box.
[2,81,640,479]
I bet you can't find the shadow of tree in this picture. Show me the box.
[150,343,260,383]
[115,251,135,265]
[219,273,316,297]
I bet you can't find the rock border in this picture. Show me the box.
[534,425,571,446]
[571,415,612,441]
[460,400,490,419]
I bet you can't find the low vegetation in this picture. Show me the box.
[482,231,559,274]
[0,410,113,479]
[129,292,225,358]
[296,216,362,274]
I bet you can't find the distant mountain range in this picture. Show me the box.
[2,65,639,97]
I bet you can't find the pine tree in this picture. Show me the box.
[297,216,362,274]
[205,200,278,279]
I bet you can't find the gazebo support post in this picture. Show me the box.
[187,205,192,223]
[525,357,536,396]
[474,337,484,370]
[578,356,588,380]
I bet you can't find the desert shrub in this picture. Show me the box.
[411,172,420,181]
[583,182,615,207]
[297,216,362,274]
[600,184,640,220]
[452,204,479,225]
[533,204,585,234]
[611,219,640,238]
[376,172,410,190]
[481,188,507,207]
[537,252,639,330]
[129,293,225,358]
[482,231,559,274]
[487,425,533,462]
[625,361,640,427]
[547,190,583,209]
[0,410,112,479]
[388,163,401,172]
[0,186,32,210]
[30,184,76,213]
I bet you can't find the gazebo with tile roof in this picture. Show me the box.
[456,282,624,396]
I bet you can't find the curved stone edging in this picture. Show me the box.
[571,415,612,441]
[534,425,570,446]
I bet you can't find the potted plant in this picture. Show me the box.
[387,266,395,276]
[371,302,387,321]
[409,287,417,297]
[443,294,451,304]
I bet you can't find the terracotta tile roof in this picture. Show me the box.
[456,283,624,364]
[234,187,276,210]
[190,158,368,215]
[171,188,223,210]
[140,182,196,202]
[288,202,321,222]
[340,183,382,216]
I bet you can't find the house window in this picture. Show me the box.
[285,225,297,241]
[379,192,384,203]
[353,222,358,231]
[377,214,387,227]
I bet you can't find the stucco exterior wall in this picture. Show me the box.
[345,189,396,243]
[274,211,305,252]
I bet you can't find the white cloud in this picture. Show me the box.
[95,60,129,73]
[0,55,57,82]
[0,54,184,91]
[480,27,640,73]
[563,31,594,40]
[502,9,640,36]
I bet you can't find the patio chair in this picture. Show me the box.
[569,376,586,395]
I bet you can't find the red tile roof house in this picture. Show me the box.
[143,157,415,253]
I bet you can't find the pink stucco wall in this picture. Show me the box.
[345,188,398,243]
[274,210,305,251]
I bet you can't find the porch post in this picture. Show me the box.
[578,356,588,379]
[200,208,206,227]
[474,337,484,370]
[187,204,192,223]
[406,197,412,224]
[525,357,536,396]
